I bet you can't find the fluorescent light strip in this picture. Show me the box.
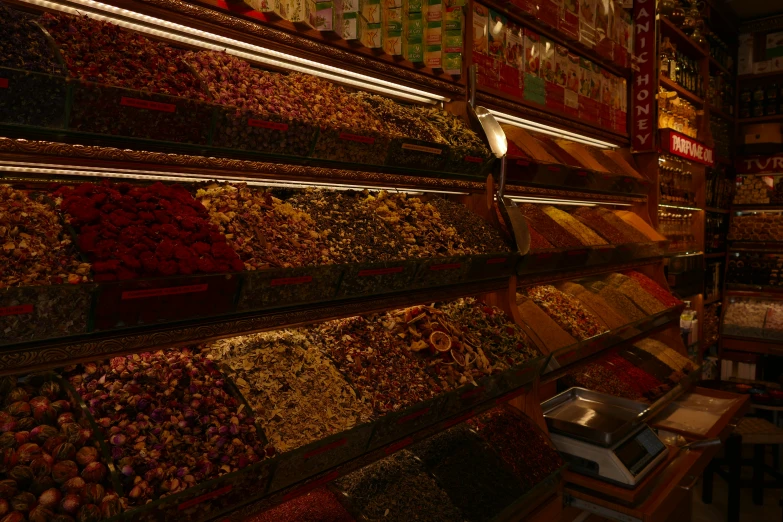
[0,164,469,194]
[489,110,618,149]
[19,0,446,104]
[508,196,632,207]
[659,204,702,211]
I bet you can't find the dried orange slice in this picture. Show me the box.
[430,331,452,352]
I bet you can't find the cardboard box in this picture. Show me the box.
[404,11,423,39]
[337,10,359,38]
[306,0,335,30]
[744,123,783,144]
[579,0,597,48]
[426,20,442,45]
[538,0,560,28]
[738,33,754,75]
[403,0,421,12]
[443,52,462,75]
[443,29,463,53]
[425,43,442,68]
[472,3,488,55]
[384,30,403,54]
[590,61,601,100]
[767,31,783,59]
[360,0,381,23]
[384,6,403,31]
[443,5,462,31]
[426,0,442,21]
[283,0,305,21]
[541,37,555,83]
[559,0,579,39]
[579,57,592,97]
[383,0,401,7]
[246,0,282,15]
[335,0,358,12]
[524,29,540,77]
[487,9,506,60]
[505,22,524,71]
[404,37,424,61]
[554,45,568,87]
[359,14,382,46]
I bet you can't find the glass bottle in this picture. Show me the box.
[660,37,673,78]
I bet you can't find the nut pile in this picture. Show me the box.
[40,12,205,99]
[194,183,330,269]
[728,213,783,242]
[201,329,374,453]
[524,285,609,340]
[1,186,90,288]
[0,4,64,74]
[0,376,120,522]
[67,350,271,507]
[56,181,243,281]
[733,177,771,205]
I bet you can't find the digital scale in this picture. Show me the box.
[542,388,669,488]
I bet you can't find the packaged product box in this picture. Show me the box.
[505,22,524,71]
[246,0,283,15]
[487,9,506,61]
[404,37,424,61]
[554,45,568,87]
[613,6,630,68]
[499,63,521,96]
[425,43,442,68]
[559,0,579,39]
[443,5,462,31]
[426,20,442,46]
[472,3,491,76]
[443,52,462,75]
[384,5,403,31]
[306,0,335,30]
[403,0,421,12]
[443,29,463,53]
[524,29,540,77]
[509,0,536,17]
[538,0,561,29]
[359,13,383,46]
[335,0,358,13]
[767,31,783,59]
[590,61,602,101]
[360,0,381,22]
[283,0,306,21]
[426,0,442,21]
[565,51,580,116]
[579,0,597,48]
[384,30,403,54]
[594,0,614,59]
[738,33,754,75]
[540,37,555,84]
[383,0,401,6]
[405,11,424,39]
[337,10,359,38]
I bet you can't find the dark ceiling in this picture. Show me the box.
[719,0,783,21]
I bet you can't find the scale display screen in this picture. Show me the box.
[614,428,666,476]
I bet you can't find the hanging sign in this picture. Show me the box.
[631,0,655,151]
[737,154,783,174]
[660,130,715,166]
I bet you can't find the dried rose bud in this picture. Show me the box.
[50,401,71,416]
[60,493,81,515]
[42,436,66,455]
[9,492,35,513]
[52,461,78,485]
[38,488,61,509]
[30,457,51,478]
[0,512,25,522]
[28,506,53,522]
[109,434,125,447]
[53,443,76,462]
[16,443,41,464]
[74,447,98,468]
[28,397,49,410]
[57,414,76,428]
[30,426,58,444]
[76,504,101,522]
[62,477,86,494]
[80,463,106,484]
[33,405,57,425]
[6,403,30,419]
[8,467,33,488]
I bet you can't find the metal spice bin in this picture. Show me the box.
[0,66,68,129]
[385,137,449,171]
[212,105,318,158]
[336,259,419,298]
[0,283,93,346]
[409,255,472,289]
[69,81,214,145]
[311,126,392,165]
[91,272,240,332]
[237,264,344,312]
[366,393,452,451]
[268,422,375,493]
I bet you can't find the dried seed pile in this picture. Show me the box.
[0,3,64,74]
[571,207,633,244]
[202,329,374,452]
[625,271,682,308]
[420,108,490,158]
[515,295,577,351]
[518,204,581,248]
[563,360,645,401]
[584,280,647,322]
[524,285,608,340]
[595,208,650,243]
[542,206,607,246]
[527,222,555,250]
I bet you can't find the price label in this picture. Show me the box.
[486,257,508,264]
[304,438,347,459]
[248,119,289,131]
[0,79,8,89]
[283,471,339,501]
[402,143,442,155]
[339,132,375,144]
[547,165,561,172]
[121,284,208,300]
[270,276,313,287]
[460,386,485,400]
[396,407,430,425]
[567,249,588,256]
[429,263,461,271]
[120,97,176,113]
[384,436,414,455]
[178,485,232,511]
[534,252,553,260]
[0,304,33,317]
[576,170,589,177]
[464,156,484,163]
[358,266,404,277]
[443,410,475,429]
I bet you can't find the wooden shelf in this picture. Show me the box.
[659,17,708,59]
[705,294,722,305]
[706,207,730,214]
[716,155,734,167]
[732,204,783,211]
[739,70,783,81]
[738,114,783,124]
[725,286,783,298]
[709,105,736,122]
[709,56,734,77]
[660,76,705,106]
[722,335,783,355]
[705,252,726,258]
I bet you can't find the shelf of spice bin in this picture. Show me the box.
[0,272,514,376]
[705,252,726,258]
[721,335,783,355]
[706,207,730,214]
[738,115,783,125]
[730,241,783,252]
[517,242,667,277]
[505,155,651,197]
[732,204,783,211]
[739,71,783,81]
[709,56,734,77]
[539,305,686,383]
[726,285,783,296]
[659,76,705,106]
[658,17,708,59]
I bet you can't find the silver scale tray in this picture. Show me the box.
[542,388,648,447]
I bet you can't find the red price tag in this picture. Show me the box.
[429,263,461,271]
[0,79,8,89]
[443,410,475,429]
[486,257,508,264]
[547,165,561,172]
[384,436,414,455]
[283,471,339,501]
[396,407,430,424]
[576,170,589,177]
[534,252,553,260]
[339,132,375,144]
[358,267,404,277]
[304,438,347,459]
[120,97,176,113]
[270,276,313,287]
[460,386,485,400]
[0,304,33,317]
[248,119,289,131]
[464,156,484,163]
[121,284,208,300]
[178,486,232,511]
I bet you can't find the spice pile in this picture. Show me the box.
[194,183,330,269]
[56,181,243,281]
[523,285,608,340]
[0,3,64,74]
[519,204,581,249]
[0,376,121,522]
[66,349,272,507]
[249,487,355,522]
[728,213,783,242]
[723,298,770,336]
[428,198,509,253]
[334,450,463,522]
[516,294,577,352]
[554,281,628,330]
[1,186,90,288]
[201,329,374,452]
[624,271,682,308]
[421,108,491,160]
[355,94,445,144]
[603,273,666,315]
[571,207,634,245]
[542,206,607,246]
[584,280,647,322]
[596,208,651,243]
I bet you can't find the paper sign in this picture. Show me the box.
[270,276,313,286]
[121,284,208,300]
[248,119,289,131]
[120,97,176,113]
[0,304,33,317]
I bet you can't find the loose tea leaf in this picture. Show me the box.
[429,198,510,253]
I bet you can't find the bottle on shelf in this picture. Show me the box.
[660,37,674,78]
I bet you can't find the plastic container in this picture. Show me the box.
[0,283,93,346]
[443,146,494,176]
[386,137,449,171]
[92,273,239,331]
[466,252,518,281]
[409,255,472,289]
[311,127,391,165]
[0,66,68,128]
[336,260,418,298]
[237,265,343,312]
[212,105,318,158]
[366,394,451,451]
[69,81,214,145]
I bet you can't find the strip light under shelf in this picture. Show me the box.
[488,110,619,149]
